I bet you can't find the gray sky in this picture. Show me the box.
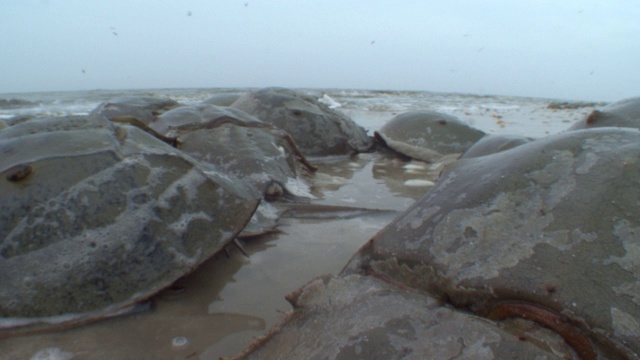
[2,0,639,101]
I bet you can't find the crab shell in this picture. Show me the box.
[232,87,373,156]
[346,128,640,358]
[0,114,259,334]
[374,110,485,162]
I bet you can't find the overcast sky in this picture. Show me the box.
[1,1,638,101]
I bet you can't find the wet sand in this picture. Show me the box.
[1,100,598,359]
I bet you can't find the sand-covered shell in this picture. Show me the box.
[374,111,485,162]
[345,128,640,358]
[231,87,373,156]
[0,114,259,334]
[568,96,640,130]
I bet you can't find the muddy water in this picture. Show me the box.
[1,150,435,360]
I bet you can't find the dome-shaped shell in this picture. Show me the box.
[201,94,242,107]
[0,114,259,333]
[90,96,179,126]
[240,274,579,359]
[231,88,373,156]
[568,96,640,130]
[346,128,640,358]
[155,104,316,200]
[374,111,485,162]
[460,134,532,159]
[154,103,267,135]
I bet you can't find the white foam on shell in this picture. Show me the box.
[403,163,427,171]
[318,94,342,109]
[285,177,316,199]
[30,348,75,360]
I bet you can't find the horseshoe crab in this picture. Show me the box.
[201,94,242,107]
[568,96,640,130]
[239,274,582,359]
[460,134,533,159]
[153,104,320,238]
[90,96,180,126]
[154,104,317,201]
[374,111,485,162]
[152,103,267,134]
[0,114,259,335]
[231,88,373,156]
[344,128,640,358]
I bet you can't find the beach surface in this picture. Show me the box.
[0,89,601,359]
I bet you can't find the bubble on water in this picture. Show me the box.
[172,336,189,348]
[404,179,435,187]
[248,318,265,328]
[403,163,427,171]
[30,347,75,360]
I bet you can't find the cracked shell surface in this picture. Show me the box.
[0,115,259,330]
[375,111,485,162]
[568,96,640,130]
[231,87,373,156]
[345,128,640,358]
[240,275,580,360]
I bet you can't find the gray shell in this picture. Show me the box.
[460,134,533,159]
[345,128,640,358]
[153,103,267,135]
[568,96,640,130]
[231,88,373,156]
[90,96,180,126]
[155,104,315,200]
[374,111,485,162]
[201,94,242,107]
[240,275,580,359]
[0,115,259,332]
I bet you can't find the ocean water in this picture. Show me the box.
[0,88,603,359]
[0,87,602,136]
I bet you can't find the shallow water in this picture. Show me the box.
[0,88,602,359]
